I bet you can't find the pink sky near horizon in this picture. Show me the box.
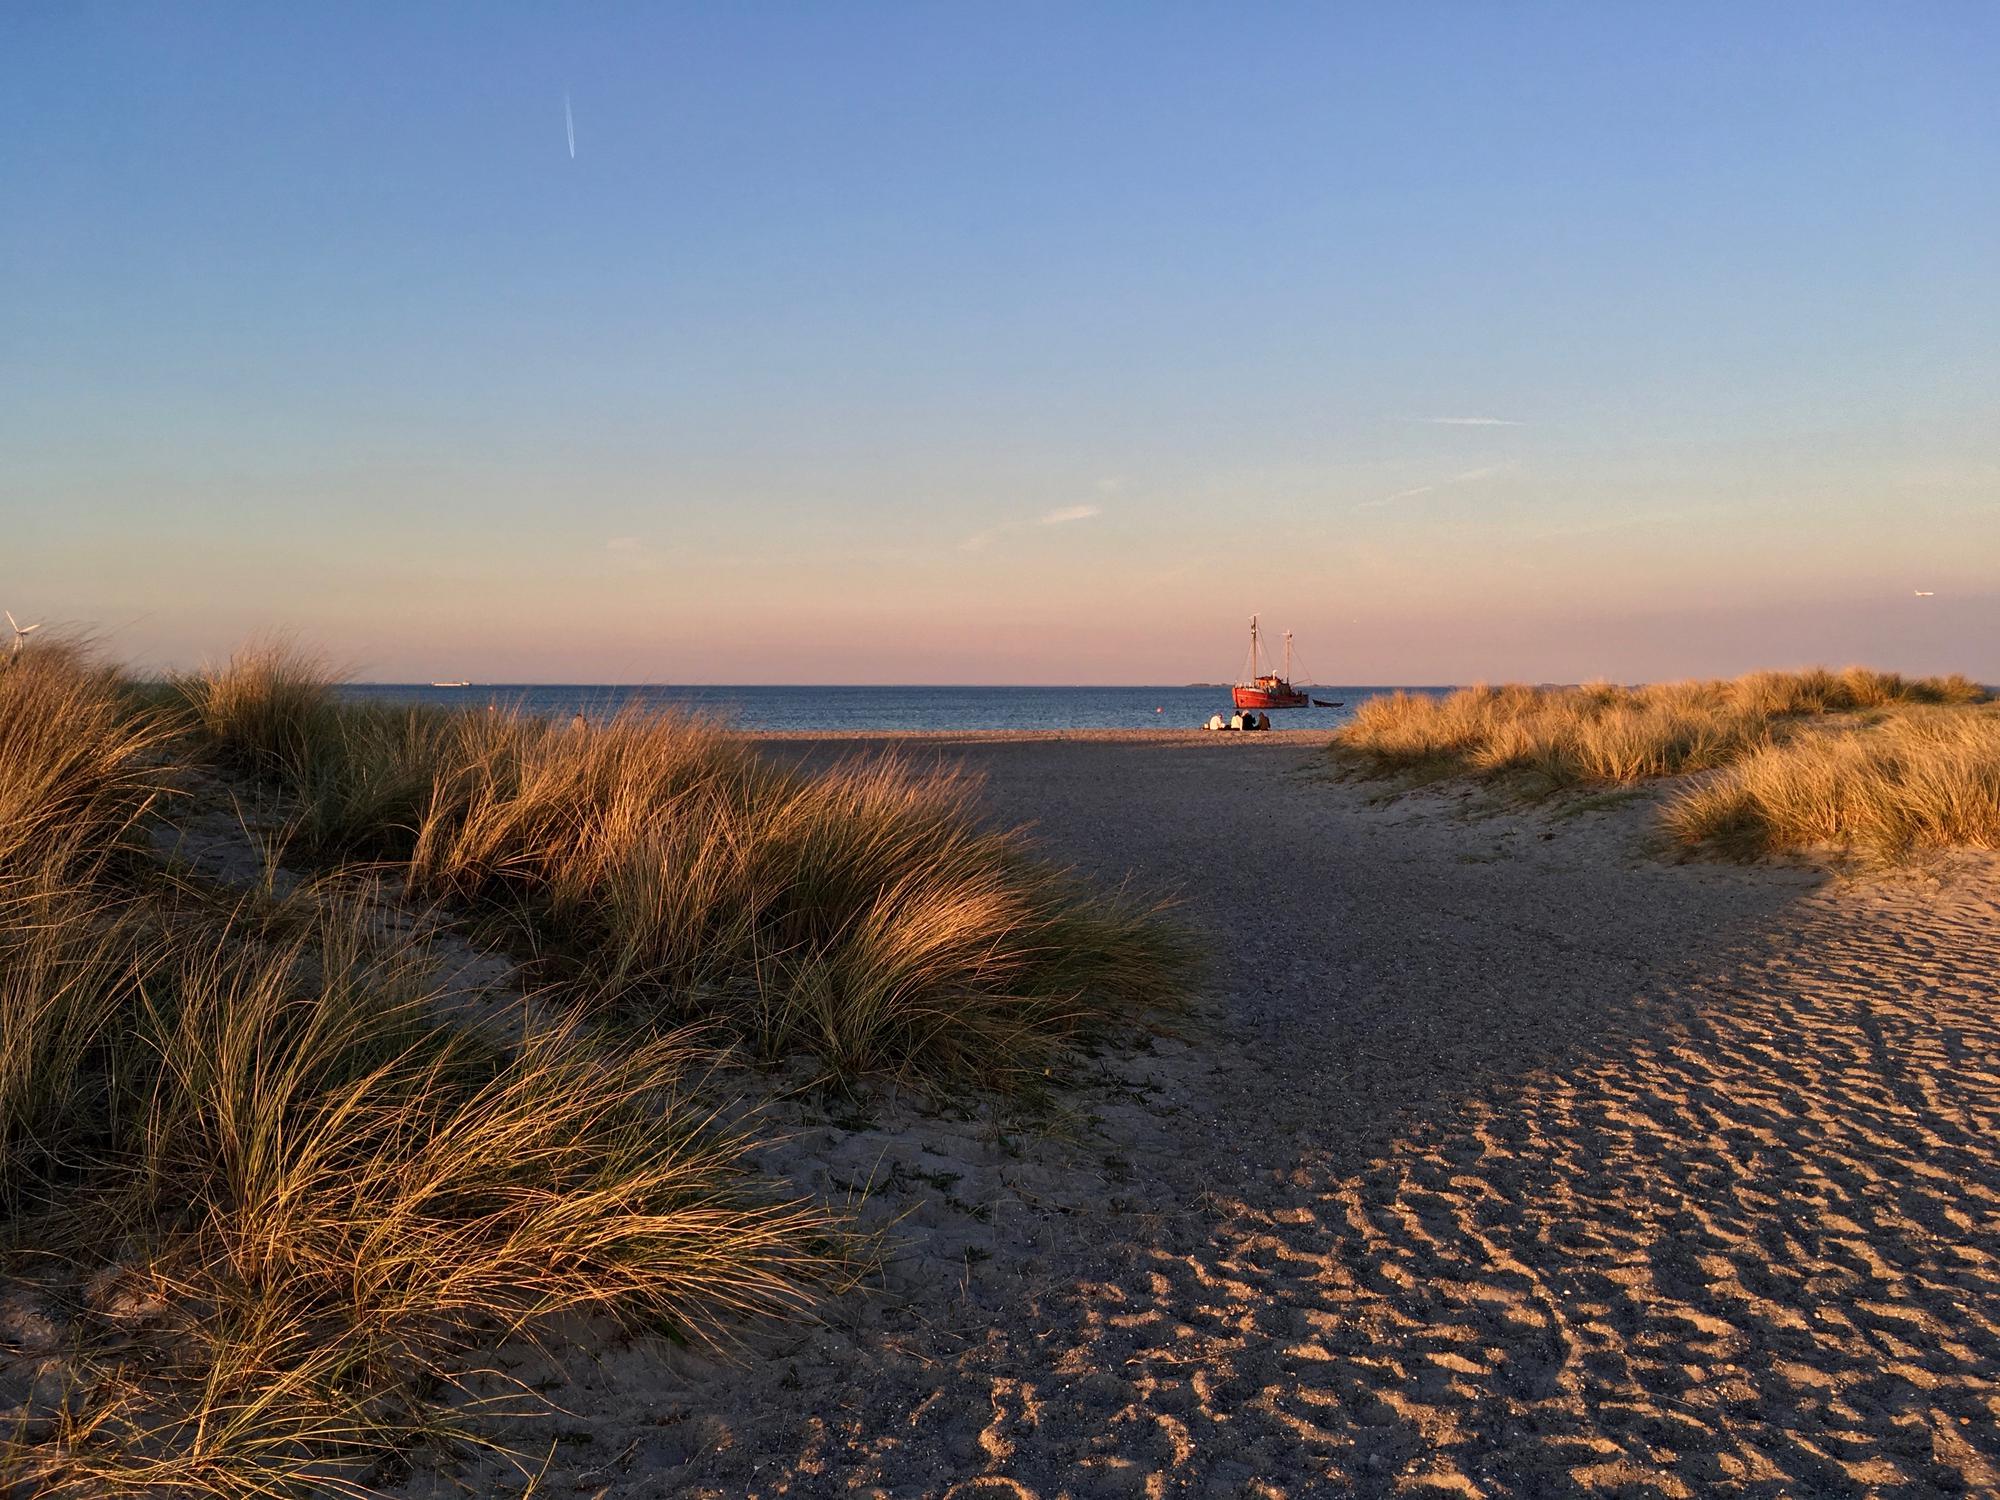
[25,443,1997,683]
[39,583,1999,688]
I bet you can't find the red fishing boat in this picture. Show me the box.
[1232,615,1312,711]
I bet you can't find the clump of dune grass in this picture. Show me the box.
[7,896,834,1498]
[0,640,176,889]
[2,644,837,1496]
[176,639,341,777]
[0,642,180,1171]
[1337,668,1991,792]
[1726,665,1987,714]
[178,647,1190,1083]
[1663,707,2000,862]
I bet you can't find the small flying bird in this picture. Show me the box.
[1914,590,1935,598]
[6,611,41,657]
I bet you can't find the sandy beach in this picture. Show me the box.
[388,733,2000,1498]
[24,14,1997,1493]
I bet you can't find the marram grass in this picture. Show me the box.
[1,643,841,1495]
[0,638,1186,1491]
[1335,667,1998,861]
[1663,707,2000,862]
[178,645,1192,1082]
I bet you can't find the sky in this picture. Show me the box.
[4,3,1996,683]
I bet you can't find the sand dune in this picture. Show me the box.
[399,738,2000,1497]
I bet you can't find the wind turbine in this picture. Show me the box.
[6,611,41,657]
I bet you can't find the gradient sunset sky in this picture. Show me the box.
[6,4,1996,683]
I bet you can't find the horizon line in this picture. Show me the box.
[335,680,1468,690]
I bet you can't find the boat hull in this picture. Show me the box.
[1232,684,1310,710]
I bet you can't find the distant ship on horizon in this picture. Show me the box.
[1229,617,1343,712]
[1231,616,1310,711]
[430,680,472,688]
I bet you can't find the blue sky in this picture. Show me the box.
[5,3,1996,681]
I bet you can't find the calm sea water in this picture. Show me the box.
[337,684,1454,733]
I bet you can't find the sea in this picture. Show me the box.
[337,684,1455,734]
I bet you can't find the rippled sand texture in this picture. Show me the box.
[1085,881,2000,1497]
[436,738,2000,1498]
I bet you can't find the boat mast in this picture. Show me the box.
[1249,615,1259,679]
[1285,629,1293,683]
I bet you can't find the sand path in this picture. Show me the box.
[431,738,2000,1498]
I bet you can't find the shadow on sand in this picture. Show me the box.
[734,735,1999,1498]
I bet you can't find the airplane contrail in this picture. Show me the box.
[565,92,575,159]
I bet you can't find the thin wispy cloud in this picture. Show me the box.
[1411,416,1523,427]
[962,504,1104,551]
[1361,484,1435,511]
[1354,465,1510,513]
